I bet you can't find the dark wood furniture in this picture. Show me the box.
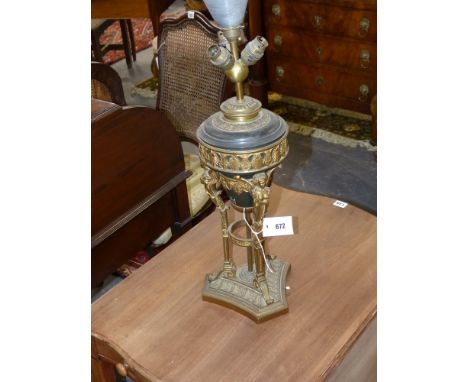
[91,62,127,106]
[91,0,173,39]
[91,19,136,68]
[262,0,377,113]
[92,185,376,381]
[90,0,269,104]
[155,12,231,222]
[91,99,192,287]
[246,0,270,106]
[156,11,230,144]
[370,95,377,145]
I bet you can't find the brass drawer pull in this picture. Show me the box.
[316,47,323,56]
[275,65,285,80]
[315,75,325,87]
[359,84,369,102]
[314,15,324,29]
[272,4,280,17]
[360,49,370,69]
[359,18,370,37]
[274,35,283,49]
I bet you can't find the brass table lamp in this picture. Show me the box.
[197,0,290,322]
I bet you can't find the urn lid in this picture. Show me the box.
[197,96,288,150]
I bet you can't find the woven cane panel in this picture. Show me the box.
[158,21,225,142]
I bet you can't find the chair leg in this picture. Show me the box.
[119,19,132,69]
[126,19,137,61]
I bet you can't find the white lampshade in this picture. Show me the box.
[204,0,248,28]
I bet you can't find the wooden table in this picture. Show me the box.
[92,185,376,382]
[91,0,173,34]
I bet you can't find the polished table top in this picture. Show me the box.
[92,185,376,381]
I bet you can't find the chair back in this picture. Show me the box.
[156,12,228,143]
[91,61,127,106]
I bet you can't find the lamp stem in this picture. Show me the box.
[229,40,244,101]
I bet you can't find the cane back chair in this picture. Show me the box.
[155,11,231,144]
[155,11,232,221]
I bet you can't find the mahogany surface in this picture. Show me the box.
[91,62,127,106]
[263,0,377,113]
[91,0,173,34]
[92,185,376,381]
[91,99,191,287]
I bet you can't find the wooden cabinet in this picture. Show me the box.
[263,0,377,113]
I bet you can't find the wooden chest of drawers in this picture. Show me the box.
[263,0,377,113]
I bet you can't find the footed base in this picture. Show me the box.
[202,258,290,322]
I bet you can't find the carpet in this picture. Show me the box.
[100,18,154,65]
[273,133,377,214]
[267,92,376,151]
[129,73,376,150]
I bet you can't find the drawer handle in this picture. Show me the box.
[359,18,370,37]
[360,49,370,69]
[314,15,324,29]
[274,35,283,49]
[272,4,280,17]
[275,66,285,80]
[315,75,325,87]
[359,84,369,102]
[115,363,128,377]
[316,47,323,56]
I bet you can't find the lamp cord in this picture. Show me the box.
[243,209,275,274]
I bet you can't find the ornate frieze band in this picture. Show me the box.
[199,136,289,174]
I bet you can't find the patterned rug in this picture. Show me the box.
[129,73,375,150]
[99,18,154,65]
[267,92,375,150]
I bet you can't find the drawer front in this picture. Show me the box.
[285,0,376,11]
[93,335,152,382]
[267,27,376,73]
[268,58,376,112]
[265,0,377,41]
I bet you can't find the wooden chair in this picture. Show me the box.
[91,99,192,287]
[91,19,136,69]
[91,61,127,106]
[155,11,231,144]
[155,11,232,221]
